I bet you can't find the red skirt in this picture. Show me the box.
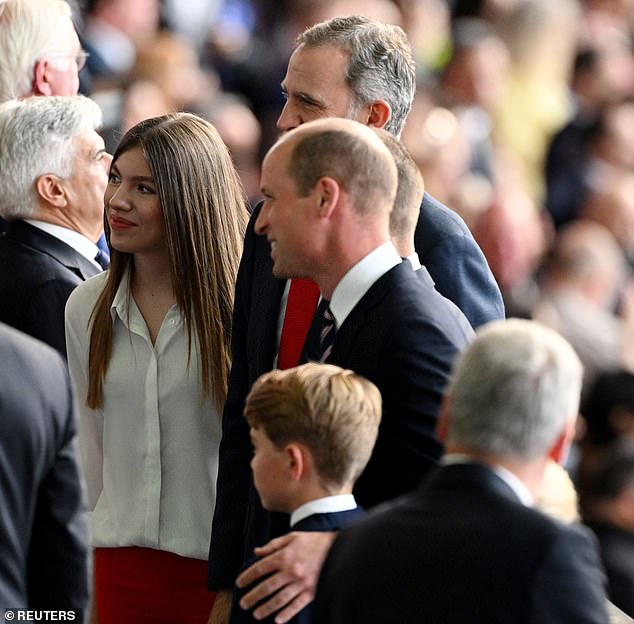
[95,547,215,624]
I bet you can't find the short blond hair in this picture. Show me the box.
[245,363,382,491]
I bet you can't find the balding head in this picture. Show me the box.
[277,118,398,217]
[256,119,399,296]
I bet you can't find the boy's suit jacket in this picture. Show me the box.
[209,194,485,588]
[232,507,365,624]
[0,220,101,357]
[314,463,609,624]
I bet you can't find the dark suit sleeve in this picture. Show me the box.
[353,294,470,507]
[529,523,608,624]
[27,364,89,609]
[415,194,505,329]
[208,213,257,590]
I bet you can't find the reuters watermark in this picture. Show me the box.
[4,611,79,622]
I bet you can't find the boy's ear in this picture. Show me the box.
[286,443,309,481]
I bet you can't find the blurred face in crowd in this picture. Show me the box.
[37,15,82,96]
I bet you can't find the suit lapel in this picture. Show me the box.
[331,262,414,364]
[7,221,100,280]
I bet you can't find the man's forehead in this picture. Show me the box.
[73,128,103,151]
[285,43,349,82]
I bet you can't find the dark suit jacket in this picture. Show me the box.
[0,323,88,610]
[587,521,634,617]
[208,196,475,589]
[415,192,504,328]
[314,463,609,624]
[231,508,364,624]
[0,220,101,357]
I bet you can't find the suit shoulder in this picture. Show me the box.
[65,271,108,312]
[380,265,474,343]
[0,234,80,284]
[0,323,68,406]
[0,322,64,367]
[419,192,473,239]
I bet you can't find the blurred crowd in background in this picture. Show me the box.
[68,0,634,612]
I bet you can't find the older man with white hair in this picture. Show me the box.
[0,95,111,356]
[314,319,609,624]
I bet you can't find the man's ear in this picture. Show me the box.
[548,415,577,464]
[35,173,67,209]
[365,100,392,130]
[32,59,55,96]
[436,396,451,443]
[315,176,341,218]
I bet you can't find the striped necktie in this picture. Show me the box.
[319,305,336,363]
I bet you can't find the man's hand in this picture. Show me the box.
[207,588,232,624]
[236,531,336,623]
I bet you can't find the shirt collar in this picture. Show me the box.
[406,252,422,271]
[25,219,100,268]
[329,241,401,328]
[290,494,357,527]
[110,265,132,322]
[443,454,534,506]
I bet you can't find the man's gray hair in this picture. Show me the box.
[297,15,416,137]
[446,319,583,461]
[0,0,73,101]
[0,94,103,219]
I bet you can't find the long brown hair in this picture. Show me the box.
[86,113,248,410]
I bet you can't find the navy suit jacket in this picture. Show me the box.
[232,508,364,624]
[414,192,504,327]
[0,323,88,611]
[0,220,101,357]
[208,194,476,589]
[314,463,609,624]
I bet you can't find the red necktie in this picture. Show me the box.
[277,278,320,369]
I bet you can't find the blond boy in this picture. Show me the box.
[232,362,381,624]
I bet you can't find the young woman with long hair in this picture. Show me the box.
[65,112,248,623]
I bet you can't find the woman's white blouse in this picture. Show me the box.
[65,270,221,560]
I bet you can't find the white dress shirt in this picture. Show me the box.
[329,241,402,329]
[65,270,221,559]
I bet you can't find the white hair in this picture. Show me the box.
[0,0,73,101]
[0,94,103,218]
[446,319,583,461]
